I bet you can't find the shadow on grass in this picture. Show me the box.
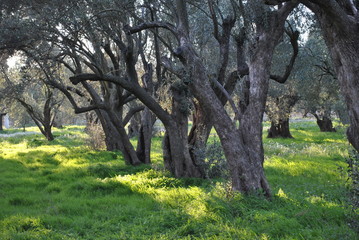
[0,124,357,239]
[0,147,198,239]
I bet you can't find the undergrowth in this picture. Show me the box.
[0,122,357,239]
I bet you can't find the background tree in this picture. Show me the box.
[265,24,300,138]
[0,61,63,141]
[266,0,359,151]
[296,30,341,132]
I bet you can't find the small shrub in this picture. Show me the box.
[204,140,228,179]
[85,123,106,150]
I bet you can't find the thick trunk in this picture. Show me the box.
[316,11,359,151]
[107,110,142,165]
[44,125,54,141]
[95,110,123,151]
[136,107,155,164]
[163,123,204,178]
[187,52,272,196]
[267,118,293,138]
[128,112,141,138]
[104,127,123,151]
[172,0,297,196]
[314,114,336,132]
[188,102,211,168]
[317,117,336,132]
[97,110,141,165]
[162,87,204,178]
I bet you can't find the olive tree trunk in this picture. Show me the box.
[267,118,293,138]
[136,107,156,164]
[163,86,204,177]
[313,113,336,132]
[173,0,297,196]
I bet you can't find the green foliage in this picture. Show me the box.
[345,150,359,232]
[204,140,228,179]
[0,122,357,239]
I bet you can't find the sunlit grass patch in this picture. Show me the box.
[0,121,357,239]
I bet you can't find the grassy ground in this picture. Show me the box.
[0,122,357,239]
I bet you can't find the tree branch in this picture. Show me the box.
[124,21,178,38]
[270,27,300,83]
[123,105,145,126]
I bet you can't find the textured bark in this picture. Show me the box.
[95,110,124,151]
[268,118,293,138]
[162,86,204,178]
[136,107,155,164]
[188,102,212,166]
[172,0,297,196]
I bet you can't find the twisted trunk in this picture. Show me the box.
[268,118,293,138]
[186,51,272,196]
[163,87,204,178]
[313,113,336,132]
[188,102,212,167]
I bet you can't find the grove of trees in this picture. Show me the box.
[0,0,358,198]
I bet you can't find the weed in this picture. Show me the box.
[85,123,106,150]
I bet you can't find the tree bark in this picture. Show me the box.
[163,86,204,178]
[187,102,212,167]
[172,0,297,196]
[128,113,141,138]
[268,118,293,138]
[313,113,336,132]
[136,107,156,164]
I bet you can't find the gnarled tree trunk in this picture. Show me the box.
[173,0,297,196]
[313,113,336,132]
[187,102,212,168]
[268,118,293,138]
[163,86,204,178]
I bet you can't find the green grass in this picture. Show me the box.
[0,122,357,239]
